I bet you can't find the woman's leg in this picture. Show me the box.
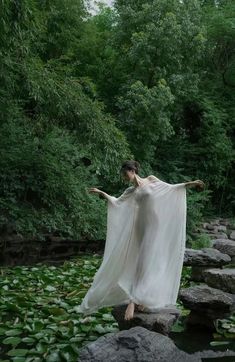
[124,300,135,320]
[124,301,145,320]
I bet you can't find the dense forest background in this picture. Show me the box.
[0,0,234,241]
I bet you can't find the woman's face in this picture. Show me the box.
[122,169,135,182]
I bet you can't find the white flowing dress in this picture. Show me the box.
[77,176,187,315]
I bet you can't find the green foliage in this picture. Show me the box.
[0,120,108,238]
[189,233,212,250]
[0,0,234,239]
[180,266,192,289]
[111,0,234,217]
[0,256,120,361]
[1,256,233,360]
[117,80,175,161]
[0,0,131,238]
[213,315,235,344]
[181,97,234,188]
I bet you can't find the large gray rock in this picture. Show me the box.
[201,221,227,233]
[179,284,235,330]
[179,284,235,313]
[184,248,231,282]
[194,349,235,360]
[184,248,231,266]
[202,223,216,231]
[219,219,231,226]
[212,239,235,257]
[210,219,220,226]
[203,268,235,293]
[207,233,228,239]
[78,326,201,362]
[217,225,227,232]
[190,266,216,283]
[111,304,180,336]
[230,230,235,240]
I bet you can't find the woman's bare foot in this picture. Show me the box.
[136,304,145,312]
[124,302,135,320]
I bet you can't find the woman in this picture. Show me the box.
[77,160,204,320]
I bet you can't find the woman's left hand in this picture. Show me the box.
[193,180,205,189]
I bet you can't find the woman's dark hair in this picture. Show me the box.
[120,160,140,175]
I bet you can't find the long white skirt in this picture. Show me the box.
[77,178,187,315]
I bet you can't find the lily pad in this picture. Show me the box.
[5,330,22,336]
[2,336,21,346]
[210,341,230,346]
[7,349,28,357]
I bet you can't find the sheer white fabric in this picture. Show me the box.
[77,176,187,315]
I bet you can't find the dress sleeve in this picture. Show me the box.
[106,187,134,206]
[149,175,185,189]
[148,175,160,182]
[170,182,186,189]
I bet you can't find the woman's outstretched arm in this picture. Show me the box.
[88,188,111,200]
[184,180,205,189]
[88,187,133,205]
[148,175,205,190]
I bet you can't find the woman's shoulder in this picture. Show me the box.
[147,175,160,181]
[123,185,135,194]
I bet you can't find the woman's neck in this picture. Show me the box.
[133,174,146,187]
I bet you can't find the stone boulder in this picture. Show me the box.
[207,233,228,239]
[78,326,201,362]
[230,230,235,240]
[179,284,235,330]
[217,225,228,232]
[111,304,180,336]
[184,248,231,267]
[203,268,235,293]
[201,220,229,237]
[184,248,231,282]
[212,239,235,259]
[202,223,213,230]
[219,219,231,226]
